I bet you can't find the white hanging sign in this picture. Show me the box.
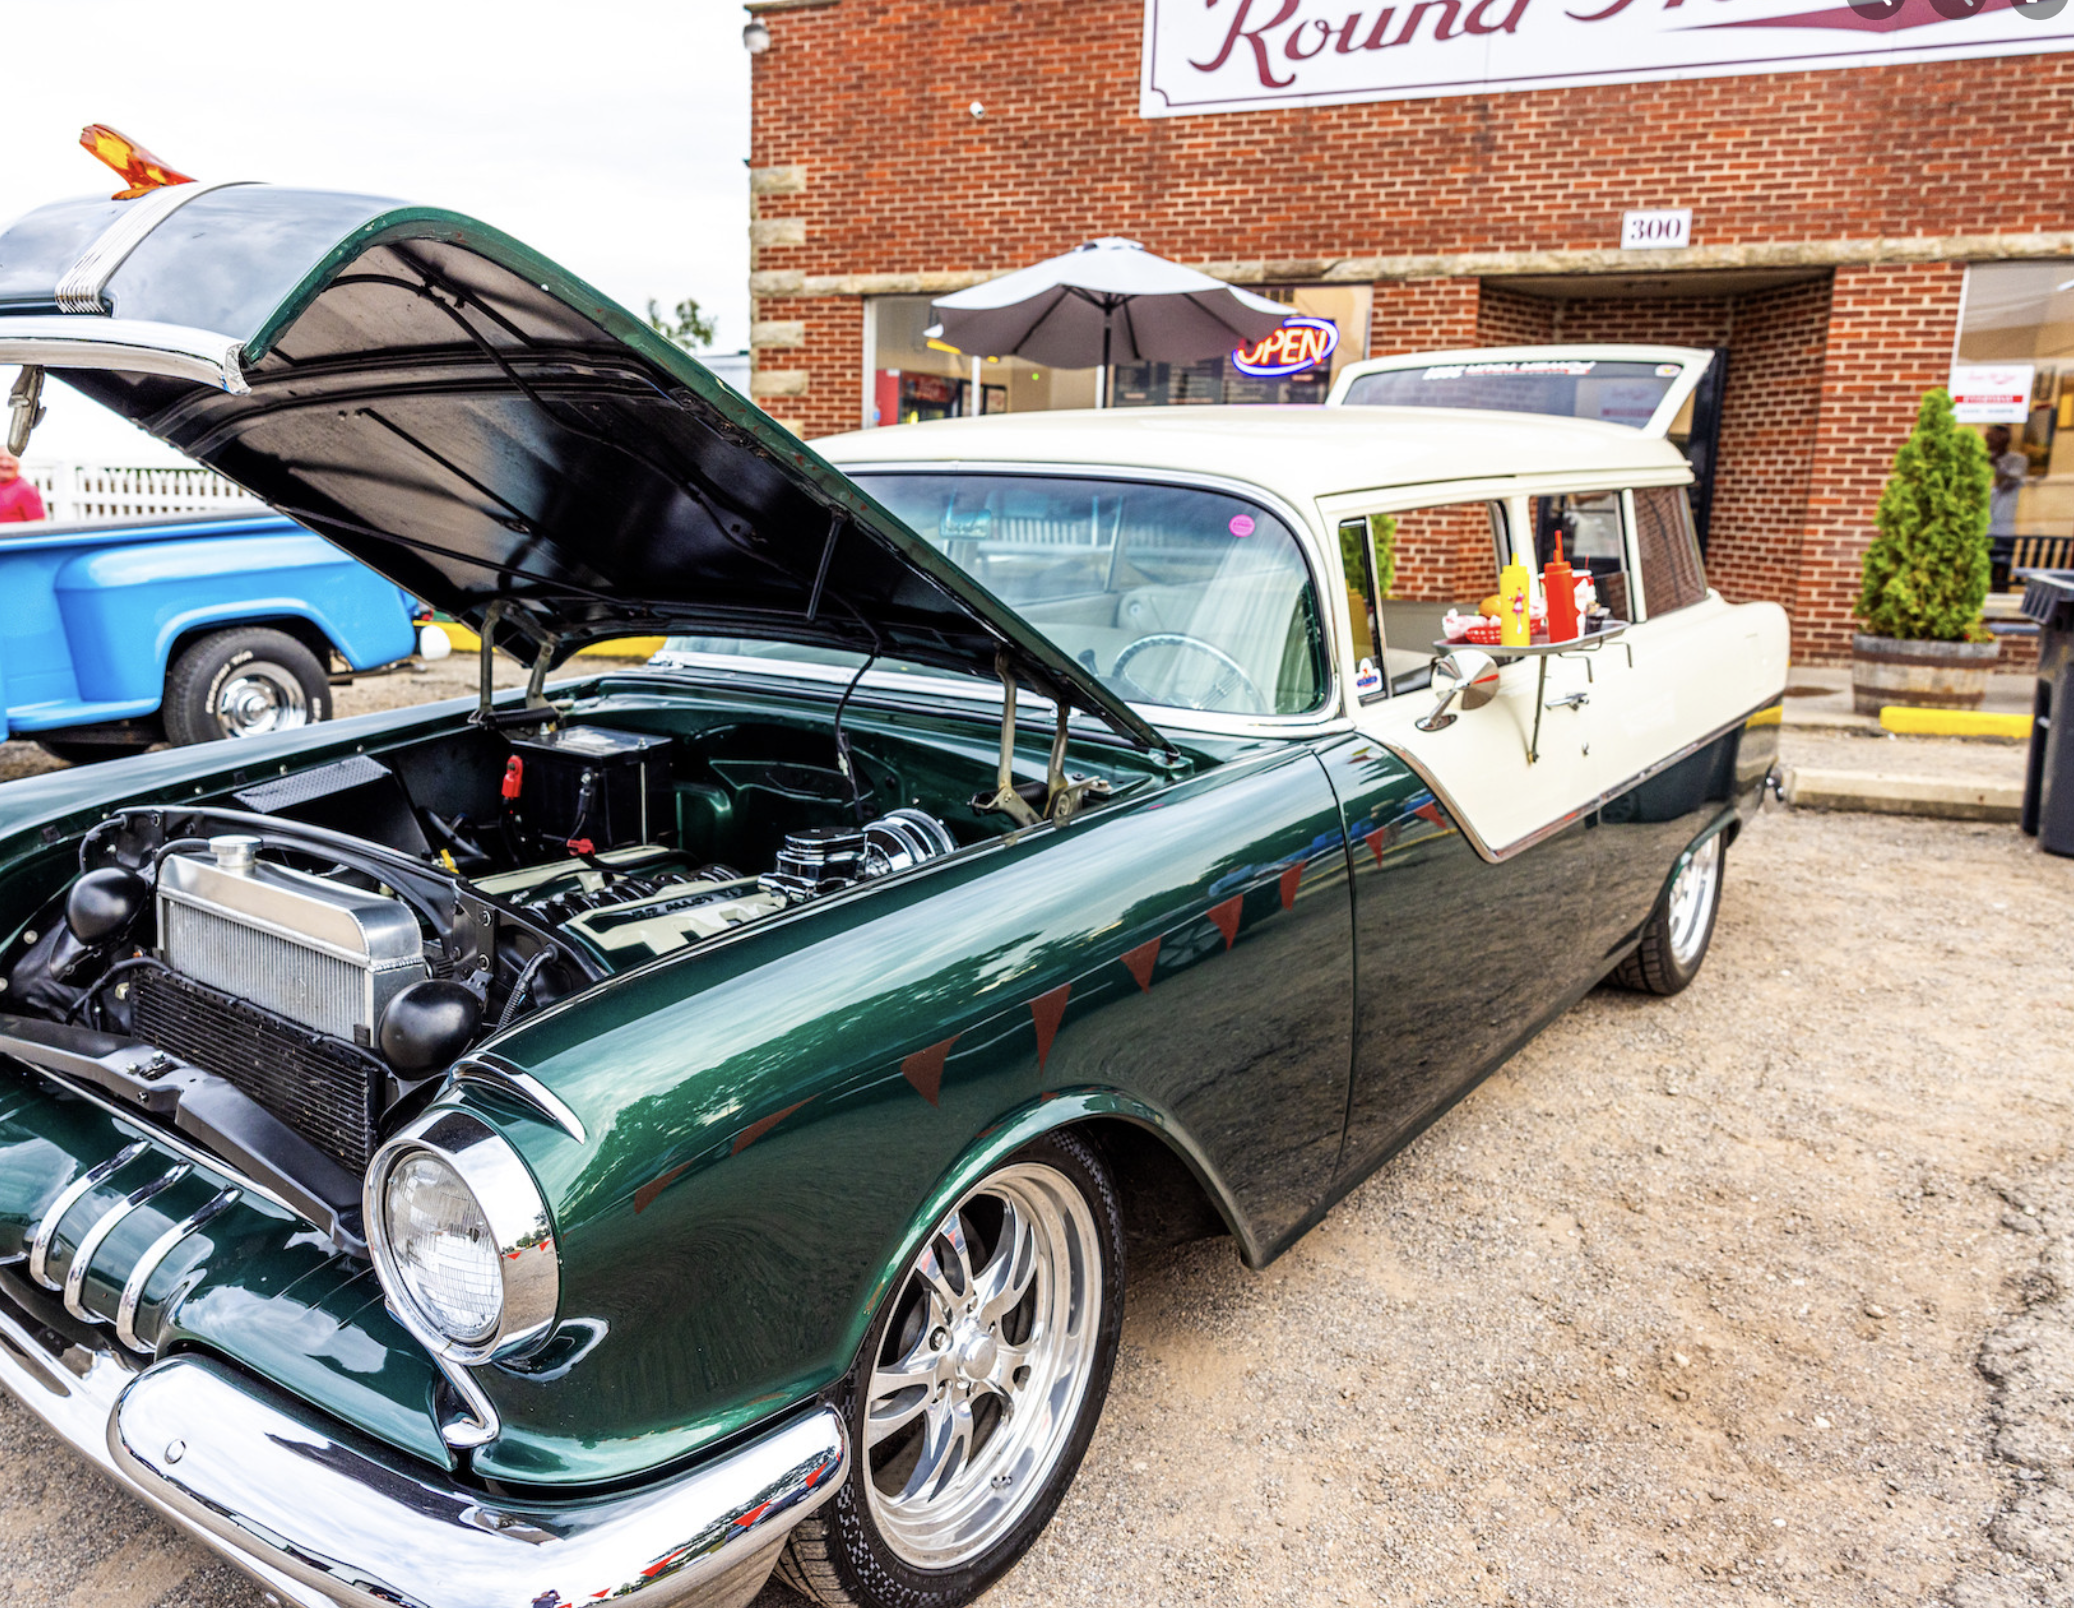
[1949,362,2035,424]
[1141,0,2074,118]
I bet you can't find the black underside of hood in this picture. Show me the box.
[5,190,1162,750]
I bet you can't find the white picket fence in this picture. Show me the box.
[21,461,262,524]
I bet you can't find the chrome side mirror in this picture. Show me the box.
[1415,649,1500,732]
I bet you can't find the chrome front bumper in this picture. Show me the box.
[0,1289,846,1608]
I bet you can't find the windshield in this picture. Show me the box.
[663,473,1327,718]
[1339,358,1682,428]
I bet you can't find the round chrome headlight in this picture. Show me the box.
[366,1110,560,1363]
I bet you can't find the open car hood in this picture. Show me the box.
[0,183,1164,750]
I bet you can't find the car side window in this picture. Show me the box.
[1348,500,1510,697]
[1533,492,1632,623]
[1630,485,1709,619]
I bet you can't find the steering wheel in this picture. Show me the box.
[1110,633,1265,713]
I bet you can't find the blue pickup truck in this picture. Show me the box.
[0,509,420,762]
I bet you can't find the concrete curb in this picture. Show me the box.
[1780,765,2024,822]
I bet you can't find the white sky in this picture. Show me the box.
[3,0,751,466]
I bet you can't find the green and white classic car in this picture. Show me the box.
[0,182,1787,1608]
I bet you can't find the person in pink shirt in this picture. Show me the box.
[0,450,45,523]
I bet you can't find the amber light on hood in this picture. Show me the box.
[79,123,195,200]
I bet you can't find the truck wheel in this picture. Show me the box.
[779,1130,1126,1608]
[1610,833,1724,996]
[163,628,329,745]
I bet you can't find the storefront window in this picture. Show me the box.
[1954,263,2074,583]
[1110,285,1371,408]
[862,284,1371,424]
[866,295,1097,426]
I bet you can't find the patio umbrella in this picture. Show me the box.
[927,238,1291,407]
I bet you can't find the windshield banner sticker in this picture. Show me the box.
[1141,0,2074,117]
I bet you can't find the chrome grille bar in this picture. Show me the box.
[116,1187,241,1354]
[64,1165,190,1323]
[28,1142,147,1289]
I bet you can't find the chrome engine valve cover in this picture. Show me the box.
[156,835,428,1044]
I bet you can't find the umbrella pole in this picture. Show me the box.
[1098,311,1112,410]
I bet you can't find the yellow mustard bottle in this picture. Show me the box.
[1498,559,1533,648]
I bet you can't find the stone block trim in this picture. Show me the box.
[750,368,811,399]
[748,166,809,197]
[751,321,807,350]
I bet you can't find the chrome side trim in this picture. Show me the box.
[55,180,251,315]
[1379,697,1778,864]
[27,1141,148,1289]
[116,1186,241,1353]
[107,1355,847,1608]
[450,1059,587,1142]
[63,1165,190,1322]
[0,316,251,396]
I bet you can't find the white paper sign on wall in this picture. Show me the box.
[1621,209,1692,251]
[1949,363,2036,425]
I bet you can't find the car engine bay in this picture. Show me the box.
[0,699,1060,1247]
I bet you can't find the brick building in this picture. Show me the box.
[743,0,2074,662]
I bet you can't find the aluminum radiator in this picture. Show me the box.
[156,836,428,1046]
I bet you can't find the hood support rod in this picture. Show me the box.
[974,653,1112,829]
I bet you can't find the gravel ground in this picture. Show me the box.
[0,723,2068,1608]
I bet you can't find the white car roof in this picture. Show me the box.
[818,405,1690,508]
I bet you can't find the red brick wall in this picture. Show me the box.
[1548,296,1734,348]
[748,3,2074,272]
[1707,278,1834,614]
[1391,503,1500,604]
[1368,278,1480,359]
[1475,285,1554,348]
[749,0,2074,658]
[1792,263,1968,664]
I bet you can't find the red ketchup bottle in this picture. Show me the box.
[1543,532,1580,644]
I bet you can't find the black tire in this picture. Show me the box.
[162,627,329,746]
[1610,832,1726,996]
[779,1130,1126,1608]
[35,736,155,765]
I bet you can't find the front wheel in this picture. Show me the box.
[780,1130,1125,1607]
[162,627,330,746]
[1611,831,1725,996]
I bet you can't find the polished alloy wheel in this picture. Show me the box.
[214,661,310,738]
[862,1163,1102,1570]
[1665,834,1722,966]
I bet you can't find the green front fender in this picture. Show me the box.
[461,739,1360,1489]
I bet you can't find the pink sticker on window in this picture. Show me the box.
[1228,514,1256,538]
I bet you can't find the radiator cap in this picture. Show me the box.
[209,836,260,875]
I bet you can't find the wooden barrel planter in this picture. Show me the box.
[1850,634,2001,714]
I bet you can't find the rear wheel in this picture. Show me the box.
[1611,832,1725,996]
[780,1131,1125,1607]
[162,627,329,746]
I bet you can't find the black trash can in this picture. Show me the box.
[2021,569,2074,857]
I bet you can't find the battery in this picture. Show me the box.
[507,726,673,850]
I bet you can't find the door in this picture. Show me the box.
[1584,485,1790,956]
[1320,499,1609,1177]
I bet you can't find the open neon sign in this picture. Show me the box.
[1231,316,1340,378]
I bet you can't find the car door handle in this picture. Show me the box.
[1545,691,1590,712]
